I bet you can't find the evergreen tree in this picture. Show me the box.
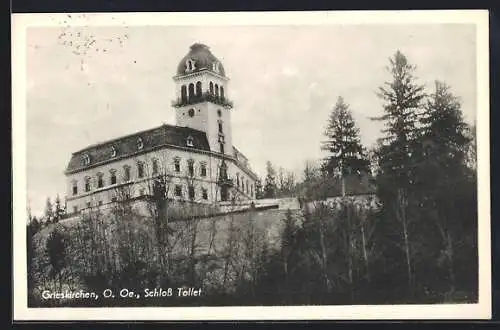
[54,194,65,222]
[420,81,471,167]
[321,96,369,195]
[44,197,54,224]
[372,50,426,188]
[416,81,474,293]
[46,227,67,290]
[371,50,426,292]
[255,178,264,199]
[27,216,41,236]
[263,161,277,199]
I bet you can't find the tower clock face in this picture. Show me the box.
[188,108,195,117]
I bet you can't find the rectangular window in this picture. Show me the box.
[124,166,131,182]
[175,185,182,197]
[98,200,103,206]
[85,178,91,192]
[97,174,104,188]
[138,162,144,178]
[220,143,224,154]
[188,160,194,177]
[110,171,117,185]
[218,122,223,133]
[188,186,195,200]
[72,183,78,196]
[139,189,145,196]
[152,159,159,175]
[111,196,117,202]
[221,186,228,201]
[174,158,180,172]
[200,164,207,177]
[86,202,91,208]
[202,188,208,200]
[73,206,78,213]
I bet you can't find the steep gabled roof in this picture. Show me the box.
[65,124,210,174]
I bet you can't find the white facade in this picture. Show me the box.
[65,43,258,215]
[66,147,257,213]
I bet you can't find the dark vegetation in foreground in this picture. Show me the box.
[27,50,478,307]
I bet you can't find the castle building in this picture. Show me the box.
[64,43,258,214]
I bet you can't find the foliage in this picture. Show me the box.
[26,50,478,307]
[263,161,278,198]
[321,96,370,178]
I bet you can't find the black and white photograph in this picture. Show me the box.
[12,10,490,320]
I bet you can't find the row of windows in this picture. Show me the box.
[72,158,209,195]
[180,81,225,103]
[237,174,254,197]
[174,185,209,200]
[235,173,253,196]
[81,136,196,166]
[71,185,210,213]
[184,59,221,74]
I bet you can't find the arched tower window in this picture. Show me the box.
[188,83,195,101]
[215,84,219,97]
[220,86,225,99]
[196,81,202,97]
[209,82,214,95]
[181,85,187,103]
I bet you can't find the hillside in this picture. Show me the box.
[28,199,305,307]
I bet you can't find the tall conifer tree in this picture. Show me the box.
[371,50,426,290]
[321,96,369,196]
[372,50,426,188]
[263,161,277,199]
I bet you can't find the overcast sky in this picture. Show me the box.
[26,24,477,215]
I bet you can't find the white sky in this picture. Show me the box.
[25,24,477,216]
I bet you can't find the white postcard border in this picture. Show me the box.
[12,10,491,320]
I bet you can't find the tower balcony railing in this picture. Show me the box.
[172,92,234,109]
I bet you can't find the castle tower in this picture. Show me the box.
[172,43,233,155]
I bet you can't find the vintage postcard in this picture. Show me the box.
[12,10,491,320]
